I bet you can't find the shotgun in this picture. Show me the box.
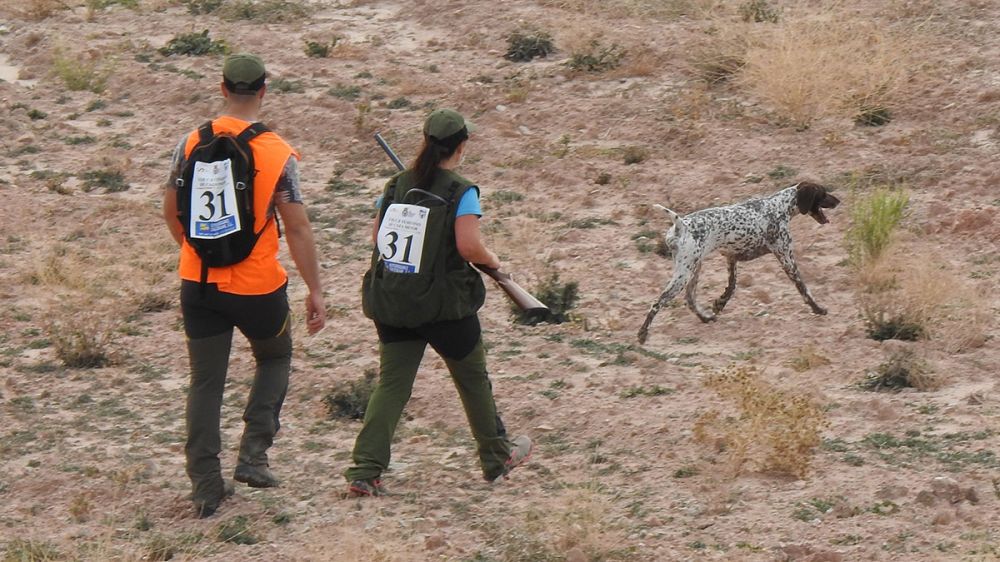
[373,132,549,316]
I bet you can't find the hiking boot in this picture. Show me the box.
[234,464,280,488]
[193,479,235,519]
[486,435,533,482]
[348,478,388,497]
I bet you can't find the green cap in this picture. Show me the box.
[223,53,266,94]
[423,108,475,140]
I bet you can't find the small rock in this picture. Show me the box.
[408,435,430,444]
[931,477,964,503]
[424,533,446,550]
[932,509,955,526]
[915,490,937,507]
[876,484,908,500]
[964,487,980,505]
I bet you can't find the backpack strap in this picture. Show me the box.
[197,121,215,145]
[237,122,271,143]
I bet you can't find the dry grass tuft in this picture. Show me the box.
[786,344,831,372]
[694,365,827,478]
[44,302,120,368]
[539,0,712,19]
[859,347,938,392]
[9,0,68,20]
[858,254,989,352]
[738,15,917,127]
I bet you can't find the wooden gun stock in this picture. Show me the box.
[474,264,550,314]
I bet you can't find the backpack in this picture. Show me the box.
[361,170,486,328]
[175,121,271,282]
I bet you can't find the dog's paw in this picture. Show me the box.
[637,329,648,344]
[812,306,828,316]
[711,300,726,314]
[697,313,717,323]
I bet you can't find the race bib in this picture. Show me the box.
[190,159,241,240]
[377,203,429,273]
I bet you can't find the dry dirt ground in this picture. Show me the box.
[1,0,999,560]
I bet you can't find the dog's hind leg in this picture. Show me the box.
[638,256,697,344]
[711,256,738,314]
[770,238,827,315]
[684,262,716,322]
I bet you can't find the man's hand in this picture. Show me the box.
[305,291,326,335]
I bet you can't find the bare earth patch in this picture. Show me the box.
[0,0,998,560]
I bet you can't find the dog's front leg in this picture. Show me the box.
[712,256,738,314]
[770,238,827,315]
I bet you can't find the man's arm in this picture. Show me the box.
[163,186,184,246]
[163,137,186,246]
[276,200,326,334]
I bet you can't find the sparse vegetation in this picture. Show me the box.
[505,28,555,62]
[623,146,648,165]
[44,309,117,368]
[323,369,377,420]
[694,365,827,478]
[52,50,111,93]
[217,0,312,22]
[328,84,361,100]
[181,0,223,14]
[217,515,259,545]
[159,30,228,57]
[846,187,908,265]
[304,38,337,58]
[270,77,304,93]
[739,0,779,23]
[858,349,937,391]
[512,271,579,325]
[567,40,626,72]
[81,169,129,193]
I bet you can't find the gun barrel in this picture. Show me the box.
[375,133,405,171]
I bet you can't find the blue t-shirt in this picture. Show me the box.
[375,187,482,217]
[455,187,481,217]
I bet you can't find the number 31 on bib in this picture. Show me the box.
[377,204,428,273]
[190,159,242,239]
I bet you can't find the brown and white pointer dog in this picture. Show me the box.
[638,182,840,344]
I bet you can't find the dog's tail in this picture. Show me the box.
[653,204,680,224]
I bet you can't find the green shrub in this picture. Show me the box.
[181,0,223,14]
[159,30,227,57]
[81,169,129,192]
[52,51,110,93]
[387,97,411,109]
[270,77,304,94]
[739,0,779,23]
[623,146,647,165]
[846,187,908,264]
[217,515,258,545]
[328,84,361,100]
[323,369,377,420]
[512,272,579,325]
[567,41,626,72]
[505,29,555,62]
[304,39,336,58]
[217,0,311,22]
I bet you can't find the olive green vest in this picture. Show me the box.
[361,169,487,328]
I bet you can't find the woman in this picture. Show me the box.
[346,109,532,496]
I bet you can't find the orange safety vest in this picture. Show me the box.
[177,115,299,295]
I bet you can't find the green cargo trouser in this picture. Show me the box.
[184,316,292,505]
[345,338,512,482]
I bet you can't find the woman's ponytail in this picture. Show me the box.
[410,126,468,188]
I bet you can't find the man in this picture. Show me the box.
[162,53,326,517]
